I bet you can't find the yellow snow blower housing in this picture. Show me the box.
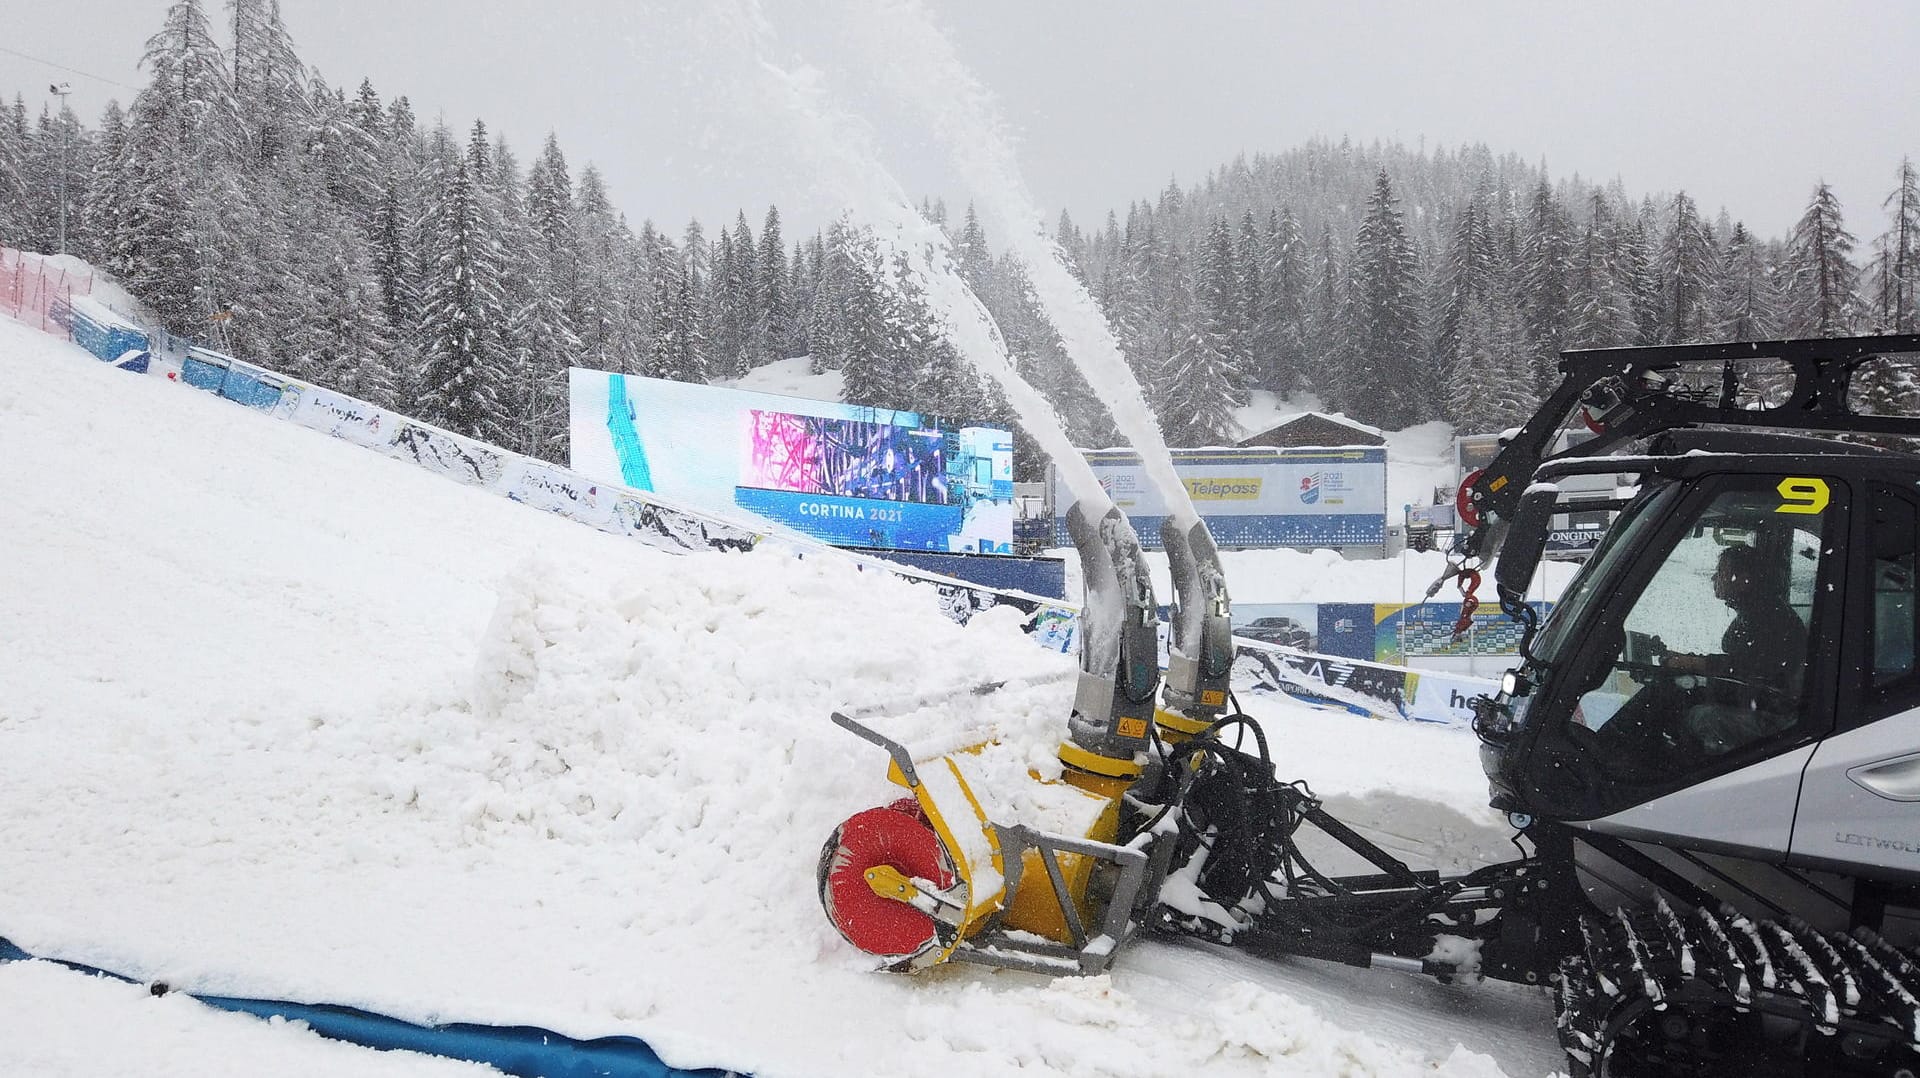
[816,507,1235,975]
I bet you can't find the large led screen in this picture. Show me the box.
[569,369,1014,554]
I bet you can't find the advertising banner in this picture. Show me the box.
[1545,523,1606,557]
[1372,601,1554,663]
[1227,640,1499,728]
[606,495,760,552]
[391,422,507,487]
[1314,603,1379,661]
[282,385,396,449]
[570,369,1014,554]
[1053,447,1387,550]
[1231,643,1413,719]
[505,461,616,528]
[1404,669,1500,726]
[1232,603,1320,650]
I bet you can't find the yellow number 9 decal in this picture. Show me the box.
[1776,477,1830,515]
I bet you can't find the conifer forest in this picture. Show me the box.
[3,0,1918,480]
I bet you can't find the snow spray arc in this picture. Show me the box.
[815,0,1206,539]
[713,0,1158,685]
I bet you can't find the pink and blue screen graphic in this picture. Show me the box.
[743,410,951,503]
[736,409,968,550]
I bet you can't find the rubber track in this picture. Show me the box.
[1557,900,1920,1074]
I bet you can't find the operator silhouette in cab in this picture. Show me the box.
[1665,543,1808,753]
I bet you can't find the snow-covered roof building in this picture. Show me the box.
[1238,411,1386,449]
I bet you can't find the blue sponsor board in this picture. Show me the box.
[733,487,965,551]
[1315,603,1379,661]
[863,549,1068,600]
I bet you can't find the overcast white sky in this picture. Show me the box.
[6,1,1918,240]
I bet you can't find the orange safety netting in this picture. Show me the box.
[0,246,93,338]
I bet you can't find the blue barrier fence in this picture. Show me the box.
[180,347,289,410]
[827,547,1067,600]
[51,297,150,370]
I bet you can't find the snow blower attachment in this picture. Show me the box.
[816,502,1240,975]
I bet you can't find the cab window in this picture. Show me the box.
[1561,479,1831,787]
[1868,483,1919,704]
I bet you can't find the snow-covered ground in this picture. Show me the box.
[0,961,498,1077]
[0,317,1565,1076]
[725,355,845,402]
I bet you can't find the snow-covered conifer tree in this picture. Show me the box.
[758,206,790,362]
[0,96,25,241]
[1519,179,1574,389]
[953,204,992,295]
[897,250,983,420]
[834,226,905,405]
[1660,191,1719,344]
[652,255,707,384]
[1234,210,1263,385]
[1620,216,1662,346]
[788,236,816,360]
[1342,170,1426,427]
[707,227,740,378]
[573,167,636,372]
[1783,182,1860,337]
[416,121,508,438]
[807,223,854,376]
[1430,195,1497,404]
[1157,244,1240,447]
[20,101,95,256]
[1258,206,1309,396]
[228,0,308,166]
[1566,195,1636,349]
[302,78,379,229]
[728,211,763,375]
[1869,159,1919,334]
[1710,222,1781,342]
[122,0,246,333]
[76,101,130,266]
[1304,223,1349,407]
[1445,277,1536,430]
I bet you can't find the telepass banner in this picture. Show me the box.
[1053,446,1388,550]
[569,369,1016,554]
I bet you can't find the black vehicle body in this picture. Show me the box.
[1155,336,1920,1077]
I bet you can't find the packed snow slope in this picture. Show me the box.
[0,317,1561,1077]
[0,960,500,1077]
